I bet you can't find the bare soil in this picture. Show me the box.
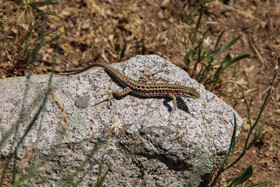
[0,0,279,186]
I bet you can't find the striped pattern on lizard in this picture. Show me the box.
[58,62,200,109]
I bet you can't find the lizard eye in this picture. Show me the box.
[189,92,197,98]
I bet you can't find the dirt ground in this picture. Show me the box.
[0,0,279,186]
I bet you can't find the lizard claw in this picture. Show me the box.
[93,93,114,108]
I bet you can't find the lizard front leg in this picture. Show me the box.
[167,92,177,110]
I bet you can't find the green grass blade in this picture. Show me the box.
[25,0,59,8]
[248,181,270,187]
[227,165,253,187]
[12,155,51,187]
[222,54,250,71]
[96,166,109,187]
[197,30,208,62]
[207,31,224,63]
[192,6,204,45]
[197,72,209,83]
[186,0,214,23]
[214,31,225,49]
[120,42,127,60]
[248,116,265,149]
[214,35,241,60]
[16,89,51,148]
[61,144,100,187]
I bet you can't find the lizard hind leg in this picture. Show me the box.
[139,70,164,83]
[92,93,114,108]
[93,87,132,108]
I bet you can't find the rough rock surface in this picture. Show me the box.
[0,55,242,186]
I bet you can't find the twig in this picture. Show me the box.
[212,1,267,27]
[248,35,266,67]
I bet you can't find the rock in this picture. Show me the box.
[0,55,242,186]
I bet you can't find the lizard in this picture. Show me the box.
[58,62,200,110]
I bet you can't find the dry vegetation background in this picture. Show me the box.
[0,0,279,186]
